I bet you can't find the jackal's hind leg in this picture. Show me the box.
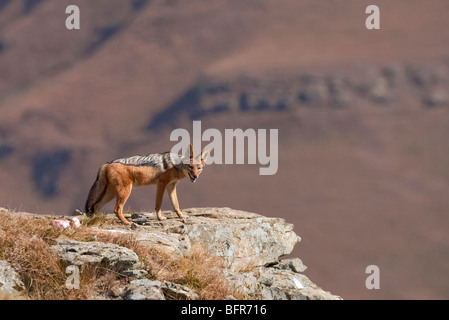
[114,185,133,225]
[93,188,115,214]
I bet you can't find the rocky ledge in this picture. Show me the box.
[0,207,341,300]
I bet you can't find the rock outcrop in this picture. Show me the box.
[130,208,300,271]
[0,207,341,300]
[51,239,140,271]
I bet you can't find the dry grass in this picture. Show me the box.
[0,291,27,300]
[80,213,109,227]
[1,213,89,299]
[142,243,241,300]
[0,211,243,300]
[0,212,129,299]
[176,244,240,299]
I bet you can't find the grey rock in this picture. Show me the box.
[180,208,301,271]
[122,269,148,279]
[123,279,165,300]
[0,260,25,298]
[51,239,140,272]
[273,258,307,273]
[136,230,191,257]
[161,282,199,300]
[44,207,340,300]
[225,267,341,300]
[119,207,300,272]
[72,209,83,216]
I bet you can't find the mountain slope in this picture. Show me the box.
[0,0,449,299]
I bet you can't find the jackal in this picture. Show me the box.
[85,144,208,224]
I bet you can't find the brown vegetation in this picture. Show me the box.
[0,211,239,300]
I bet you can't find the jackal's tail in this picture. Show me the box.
[85,165,108,216]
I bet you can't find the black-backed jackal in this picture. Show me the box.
[85,144,208,224]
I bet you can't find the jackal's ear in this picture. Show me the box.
[189,143,194,159]
[200,148,209,165]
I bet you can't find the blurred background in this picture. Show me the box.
[0,0,449,299]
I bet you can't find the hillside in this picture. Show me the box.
[0,0,448,299]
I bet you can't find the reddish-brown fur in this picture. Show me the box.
[85,144,207,224]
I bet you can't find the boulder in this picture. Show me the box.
[129,208,301,271]
[184,216,300,271]
[51,239,140,272]
[0,260,25,298]
[123,279,165,300]
[273,258,308,273]
[120,279,199,300]
[161,281,200,300]
[225,266,341,300]
[136,230,191,257]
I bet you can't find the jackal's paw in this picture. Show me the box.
[157,216,167,221]
[177,213,188,219]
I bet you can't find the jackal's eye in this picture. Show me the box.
[188,165,194,169]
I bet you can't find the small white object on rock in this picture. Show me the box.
[70,217,81,228]
[50,219,71,229]
[50,217,81,229]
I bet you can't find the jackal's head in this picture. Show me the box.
[185,144,208,183]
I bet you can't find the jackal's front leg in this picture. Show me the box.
[166,182,188,219]
[155,181,166,220]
